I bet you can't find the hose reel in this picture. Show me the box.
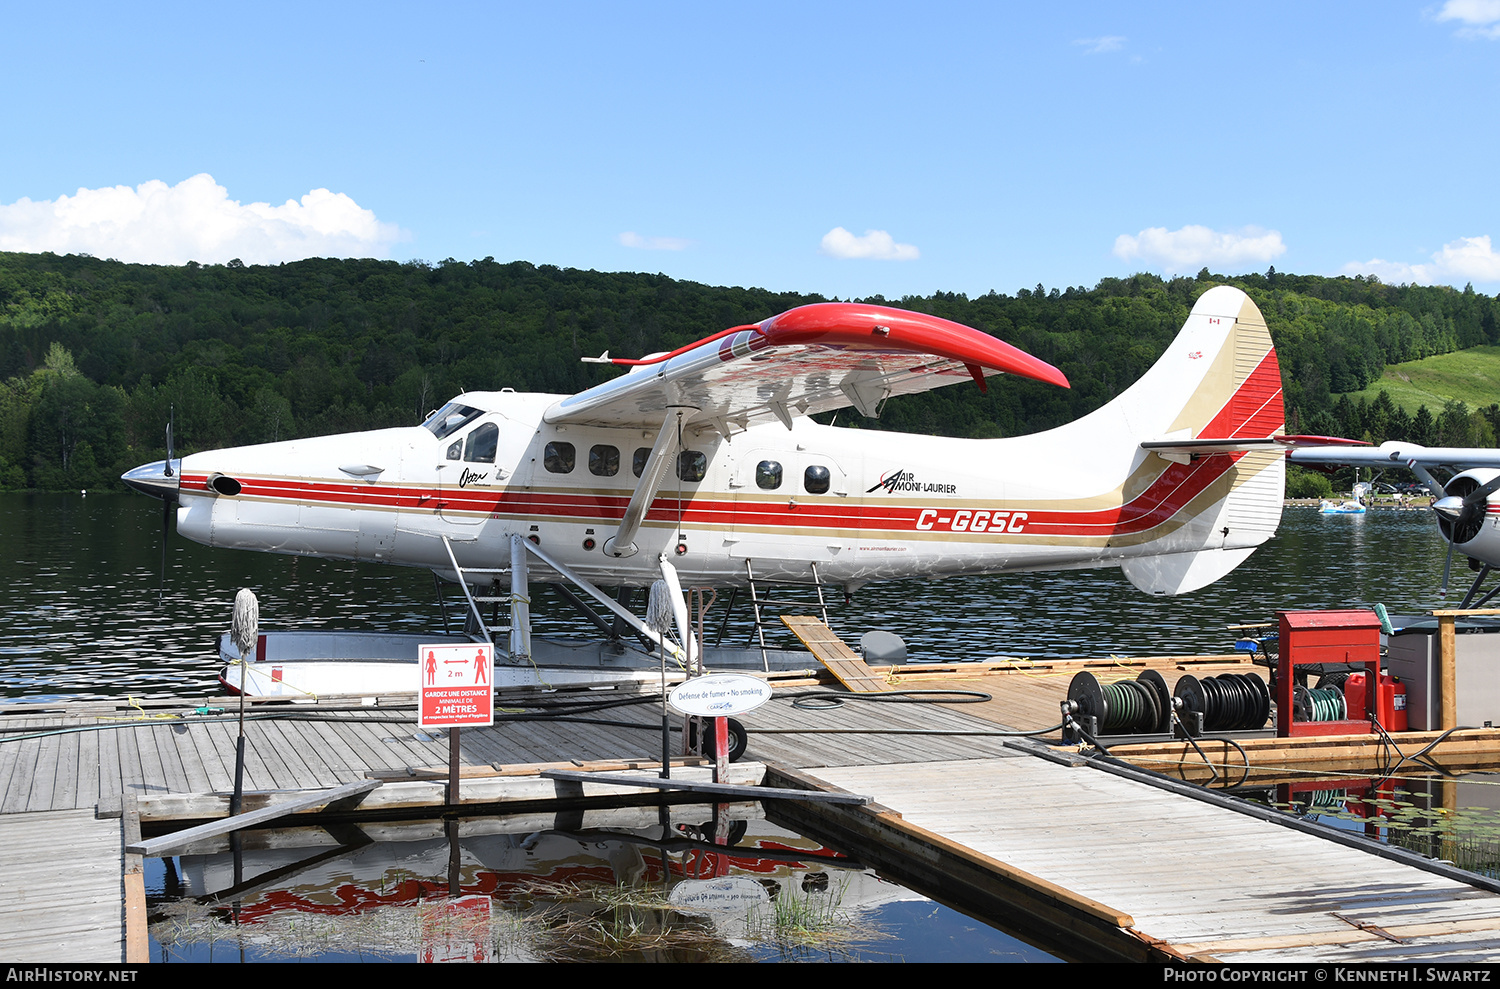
[1063,669,1271,742]
[1173,672,1271,734]
[1062,670,1171,740]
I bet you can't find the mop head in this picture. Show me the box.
[645,579,675,635]
[231,588,259,659]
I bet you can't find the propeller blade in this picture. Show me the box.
[1464,473,1500,511]
[164,406,175,478]
[159,405,177,602]
[1441,538,1456,599]
[160,496,170,602]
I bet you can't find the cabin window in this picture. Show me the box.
[424,402,482,440]
[589,444,620,477]
[804,465,831,494]
[756,460,783,490]
[632,447,651,478]
[464,423,498,464]
[446,440,462,461]
[544,441,576,473]
[677,450,707,483]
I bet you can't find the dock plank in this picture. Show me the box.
[194,718,239,792]
[780,616,892,692]
[322,715,395,776]
[0,808,123,961]
[27,732,62,813]
[2,735,40,814]
[285,715,364,783]
[75,725,101,811]
[146,723,192,797]
[790,757,1500,962]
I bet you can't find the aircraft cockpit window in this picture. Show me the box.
[632,447,650,478]
[464,423,498,464]
[756,460,783,490]
[424,402,483,440]
[677,451,707,483]
[804,465,831,494]
[589,444,620,477]
[446,440,462,461]
[544,441,576,473]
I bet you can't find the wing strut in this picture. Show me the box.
[604,407,697,559]
[519,536,688,663]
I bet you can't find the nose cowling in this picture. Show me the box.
[121,460,180,500]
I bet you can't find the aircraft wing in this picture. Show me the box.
[1288,441,1500,470]
[543,302,1069,432]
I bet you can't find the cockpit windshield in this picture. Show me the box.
[423,402,483,440]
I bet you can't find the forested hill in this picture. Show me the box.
[1,251,1497,492]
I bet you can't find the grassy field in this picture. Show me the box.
[1348,345,1500,414]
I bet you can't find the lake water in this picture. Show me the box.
[0,494,1456,701]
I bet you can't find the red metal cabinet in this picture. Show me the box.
[1277,609,1380,737]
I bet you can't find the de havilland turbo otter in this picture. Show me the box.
[122,285,1290,690]
[1289,440,1500,606]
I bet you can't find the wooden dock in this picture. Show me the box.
[0,809,130,962]
[767,755,1500,962]
[5,657,1500,963]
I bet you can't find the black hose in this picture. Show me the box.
[789,688,992,710]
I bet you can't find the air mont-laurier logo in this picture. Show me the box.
[867,468,957,495]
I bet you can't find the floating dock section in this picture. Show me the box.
[5,652,1500,963]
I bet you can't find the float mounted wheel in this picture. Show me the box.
[695,717,749,762]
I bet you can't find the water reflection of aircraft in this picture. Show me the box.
[122,286,1286,684]
[162,816,898,962]
[1289,443,1500,603]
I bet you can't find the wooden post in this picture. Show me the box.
[1439,614,1457,731]
[1427,608,1500,732]
[449,728,461,806]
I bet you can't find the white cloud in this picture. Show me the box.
[1339,258,1425,285]
[1112,224,1286,273]
[1074,35,1126,54]
[1437,0,1500,39]
[819,227,920,261]
[1342,234,1500,286]
[618,231,692,251]
[0,174,403,265]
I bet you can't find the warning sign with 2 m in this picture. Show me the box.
[419,642,494,728]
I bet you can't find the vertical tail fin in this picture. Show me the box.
[1114,285,1285,594]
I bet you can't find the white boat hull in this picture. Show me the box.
[217,629,814,698]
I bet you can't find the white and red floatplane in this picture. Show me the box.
[126,285,1292,697]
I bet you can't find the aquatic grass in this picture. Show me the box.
[509,879,750,962]
[744,875,888,957]
[515,878,674,911]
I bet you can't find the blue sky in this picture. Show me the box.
[3,1,1499,299]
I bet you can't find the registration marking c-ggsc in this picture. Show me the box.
[915,509,1027,533]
